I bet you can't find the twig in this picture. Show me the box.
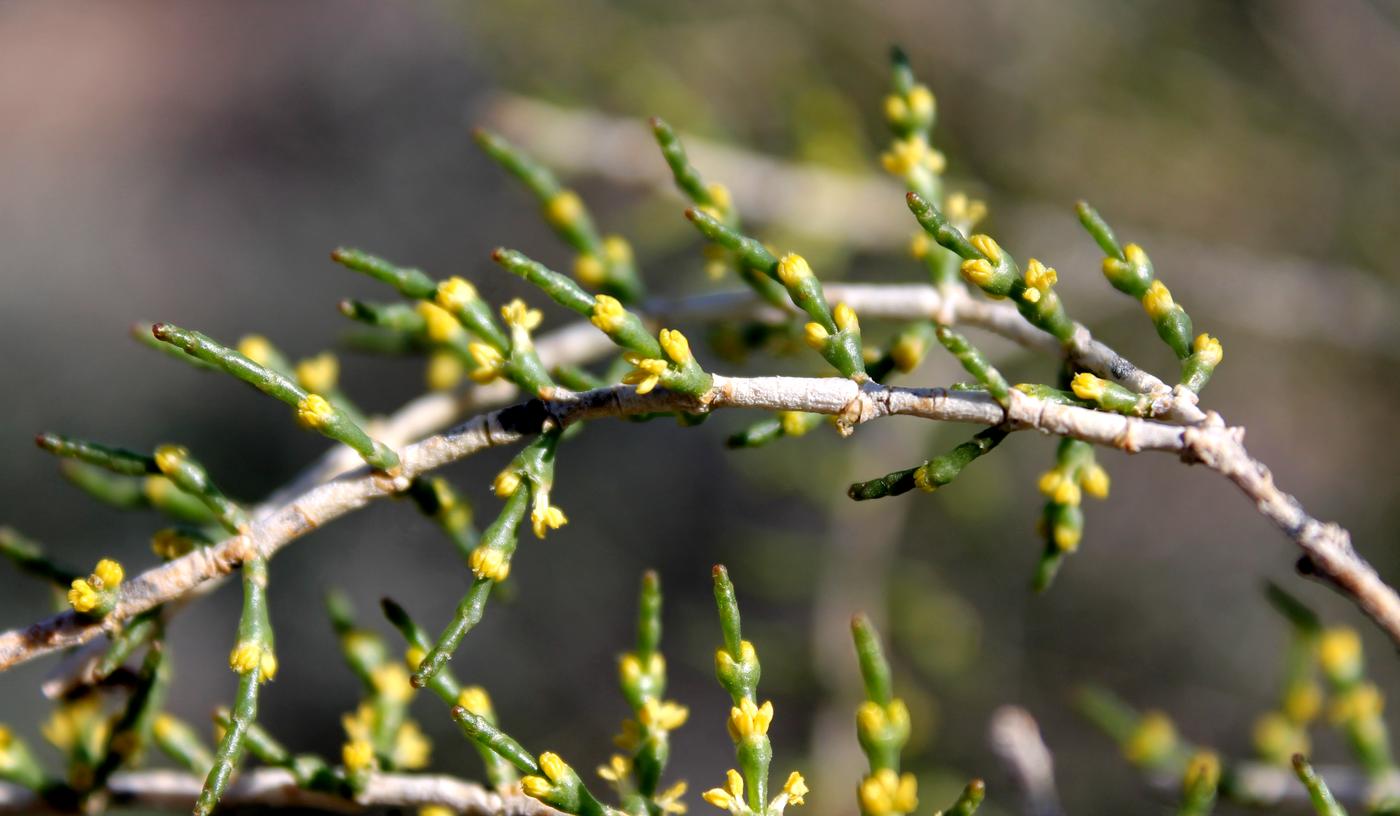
[3,365,1395,670]
[0,769,559,815]
[988,706,1062,816]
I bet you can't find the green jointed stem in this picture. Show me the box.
[712,565,744,664]
[413,578,494,688]
[330,248,436,299]
[339,299,427,334]
[944,780,986,816]
[848,428,1007,501]
[35,434,155,476]
[1075,201,1125,260]
[0,527,81,587]
[493,248,594,315]
[151,323,399,471]
[133,322,218,370]
[635,570,662,660]
[650,118,727,218]
[151,714,214,777]
[450,708,538,776]
[152,446,248,534]
[1292,755,1349,816]
[95,609,163,681]
[850,615,893,706]
[60,461,217,523]
[93,642,169,790]
[196,556,273,816]
[711,566,771,811]
[935,326,1010,406]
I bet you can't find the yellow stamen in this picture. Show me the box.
[1141,280,1177,320]
[659,328,693,365]
[295,352,339,395]
[1080,464,1110,499]
[960,259,996,288]
[574,253,606,287]
[968,234,1003,264]
[425,351,465,391]
[545,191,584,228]
[342,738,375,773]
[237,335,275,367]
[418,300,464,342]
[435,276,478,312]
[727,698,774,740]
[1193,333,1223,366]
[457,686,494,716]
[803,322,830,350]
[833,303,859,333]
[776,253,813,288]
[500,299,543,332]
[590,295,627,334]
[469,546,510,582]
[1070,372,1108,402]
[295,394,337,430]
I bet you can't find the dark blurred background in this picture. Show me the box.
[2,2,1398,813]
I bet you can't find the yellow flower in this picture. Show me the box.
[779,411,812,437]
[707,182,733,214]
[435,276,478,312]
[803,322,830,350]
[237,334,274,367]
[153,445,188,476]
[469,546,511,582]
[597,753,631,783]
[656,780,689,814]
[468,342,505,385]
[67,578,102,614]
[1284,683,1322,724]
[883,94,907,124]
[890,335,925,373]
[781,771,808,807]
[1124,711,1177,766]
[229,641,277,682]
[604,235,634,265]
[531,504,568,539]
[590,295,627,334]
[908,231,930,260]
[457,686,494,716]
[943,192,987,229]
[295,352,339,395]
[343,738,375,773]
[574,253,606,288]
[856,699,910,738]
[1183,751,1221,793]
[392,720,431,769]
[880,138,943,177]
[702,769,745,813]
[1329,683,1384,724]
[776,253,813,288]
[1053,520,1081,552]
[1253,712,1309,760]
[1193,333,1223,366]
[501,299,543,332]
[960,259,997,289]
[1022,258,1058,304]
[968,234,1003,264]
[425,351,464,391]
[727,698,773,741]
[833,303,859,333]
[640,698,689,731]
[1141,280,1177,320]
[295,394,337,430]
[1080,464,1110,499]
[907,85,934,121]
[714,641,758,678]
[93,559,123,590]
[1070,372,1108,402]
[1124,243,1148,266]
[521,775,554,800]
[418,300,464,343]
[404,646,426,671]
[43,697,104,753]
[493,468,522,498]
[372,663,414,703]
[623,356,669,395]
[659,328,693,365]
[1318,628,1362,680]
[420,807,456,816]
[858,769,917,816]
[614,718,642,752]
[545,190,584,228]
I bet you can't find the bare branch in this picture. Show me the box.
[989,706,1062,816]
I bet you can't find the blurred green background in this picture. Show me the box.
[1,1,1398,813]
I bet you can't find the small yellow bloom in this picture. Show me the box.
[574,253,606,288]
[714,641,758,678]
[968,234,1003,264]
[1253,712,1309,759]
[393,720,431,769]
[640,698,689,731]
[727,698,774,741]
[545,190,584,228]
[229,641,266,676]
[833,303,859,333]
[457,686,494,716]
[858,769,917,816]
[405,646,426,671]
[597,753,631,783]
[623,357,669,395]
[656,780,689,814]
[776,253,813,288]
[883,94,907,124]
[435,276,479,312]
[890,335,925,373]
[43,697,104,753]
[1080,464,1111,500]
[1070,372,1109,402]
[1022,258,1057,303]
[1053,520,1081,552]
[707,182,733,214]
[960,259,997,288]
[880,138,942,177]
[420,807,456,816]
[372,663,414,703]
[531,504,568,539]
[1318,628,1362,680]
[1053,478,1081,508]
[1124,710,1177,766]
[142,474,174,504]
[943,192,987,229]
[93,559,124,590]
[425,351,464,391]
[856,699,910,737]
[1329,683,1384,724]
[1141,280,1177,321]
[468,342,505,384]
[500,299,543,332]
[295,394,337,430]
[604,235,633,265]
[782,771,808,807]
[702,768,745,812]
[237,335,275,367]
[295,352,339,395]
[1284,683,1322,724]
[803,322,830,350]
[539,752,571,783]
[153,445,188,476]
[342,738,375,773]
[908,232,930,260]
[1124,243,1148,265]
[590,295,627,334]
[469,546,511,582]
[493,468,522,498]
[907,85,934,121]
[67,578,102,614]
[1193,333,1223,366]
[1183,751,1221,793]
[779,411,812,437]
[659,328,693,365]
[418,300,464,342]
[521,775,554,800]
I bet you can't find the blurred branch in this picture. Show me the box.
[0,769,558,814]
[988,706,1062,816]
